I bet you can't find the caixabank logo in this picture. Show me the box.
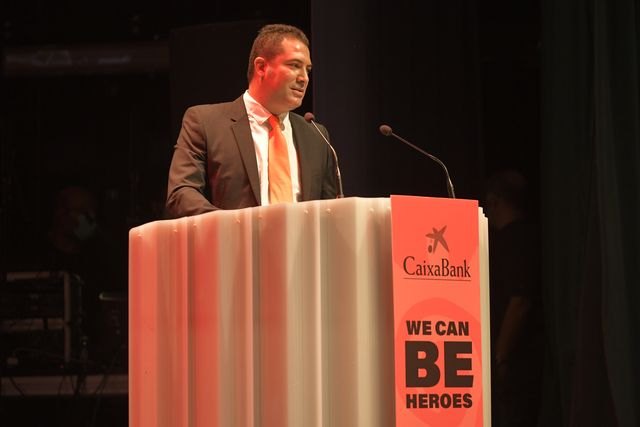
[402,225,472,280]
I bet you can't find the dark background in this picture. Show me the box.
[2,0,639,426]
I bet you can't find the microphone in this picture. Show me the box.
[304,112,344,198]
[379,124,456,198]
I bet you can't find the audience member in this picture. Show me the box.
[35,185,125,367]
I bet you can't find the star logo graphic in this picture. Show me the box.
[426,226,449,253]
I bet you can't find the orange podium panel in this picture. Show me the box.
[390,195,490,427]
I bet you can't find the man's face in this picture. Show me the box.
[257,37,311,114]
[53,188,97,240]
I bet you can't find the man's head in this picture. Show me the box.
[247,24,312,115]
[51,186,98,245]
[484,169,528,230]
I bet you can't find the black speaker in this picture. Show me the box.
[0,271,78,374]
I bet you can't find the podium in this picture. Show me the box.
[129,197,490,427]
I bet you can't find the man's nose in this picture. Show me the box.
[298,69,309,83]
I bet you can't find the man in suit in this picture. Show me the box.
[166,24,338,218]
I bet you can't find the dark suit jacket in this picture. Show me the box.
[166,96,337,217]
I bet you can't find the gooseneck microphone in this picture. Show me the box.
[379,124,456,198]
[304,112,344,198]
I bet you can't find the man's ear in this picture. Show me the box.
[254,57,267,77]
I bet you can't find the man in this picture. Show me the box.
[166,24,338,218]
[484,170,544,427]
[39,185,125,365]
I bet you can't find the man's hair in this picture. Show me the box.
[247,24,309,82]
[485,169,529,213]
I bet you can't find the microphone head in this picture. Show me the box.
[379,124,393,136]
[304,112,315,123]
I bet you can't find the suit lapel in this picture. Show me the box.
[229,96,261,205]
[291,115,314,201]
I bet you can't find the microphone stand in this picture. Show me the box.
[304,113,344,198]
[379,125,456,198]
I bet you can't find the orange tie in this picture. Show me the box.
[267,115,293,204]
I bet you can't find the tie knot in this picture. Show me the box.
[268,115,281,131]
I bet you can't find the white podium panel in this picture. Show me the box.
[129,197,395,427]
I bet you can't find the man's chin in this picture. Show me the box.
[271,97,304,114]
[285,100,304,112]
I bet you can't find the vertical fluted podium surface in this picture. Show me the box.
[129,197,395,427]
